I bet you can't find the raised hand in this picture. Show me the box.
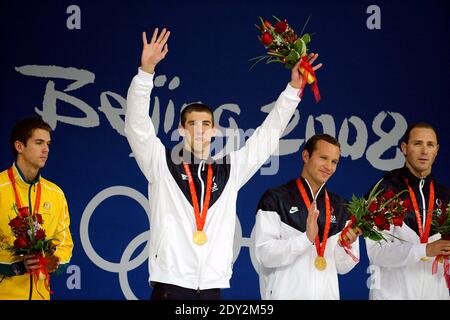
[141,28,171,74]
[306,201,320,243]
[290,53,322,89]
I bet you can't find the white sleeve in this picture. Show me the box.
[366,236,426,268]
[233,84,300,188]
[334,230,360,275]
[124,68,166,183]
[255,209,312,268]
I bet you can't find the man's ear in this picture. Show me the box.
[178,125,185,137]
[400,142,407,156]
[301,150,309,163]
[14,141,24,154]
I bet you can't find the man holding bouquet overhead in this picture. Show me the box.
[125,27,322,300]
[366,122,450,300]
[254,134,362,300]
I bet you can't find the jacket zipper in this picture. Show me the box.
[418,177,427,299]
[419,178,426,227]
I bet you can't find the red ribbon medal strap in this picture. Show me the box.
[404,178,434,243]
[7,166,51,298]
[298,55,321,103]
[7,167,42,215]
[296,179,330,261]
[183,163,213,235]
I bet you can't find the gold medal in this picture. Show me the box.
[314,256,327,271]
[193,230,207,245]
[420,257,430,262]
[438,256,444,263]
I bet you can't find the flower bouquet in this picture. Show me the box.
[5,205,54,297]
[341,179,411,261]
[251,16,321,102]
[431,202,450,287]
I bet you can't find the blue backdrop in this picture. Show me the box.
[1,0,449,300]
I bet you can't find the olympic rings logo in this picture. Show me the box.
[80,186,254,299]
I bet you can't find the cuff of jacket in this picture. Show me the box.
[0,261,26,276]
[137,67,155,82]
[283,83,302,101]
[412,243,427,261]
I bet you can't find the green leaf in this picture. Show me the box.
[368,232,384,242]
[293,39,304,53]
[44,240,54,252]
[33,240,44,251]
[301,33,311,44]
[285,49,300,64]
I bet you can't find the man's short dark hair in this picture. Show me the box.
[303,134,340,157]
[402,122,439,144]
[180,103,214,128]
[10,116,52,159]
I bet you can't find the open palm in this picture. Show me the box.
[141,28,170,74]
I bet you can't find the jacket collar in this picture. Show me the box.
[179,148,214,165]
[400,165,433,185]
[298,176,327,201]
[12,162,41,187]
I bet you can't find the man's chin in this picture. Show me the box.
[37,161,47,168]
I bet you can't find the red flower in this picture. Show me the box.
[260,20,272,32]
[18,207,30,218]
[393,216,403,227]
[274,20,288,34]
[383,189,395,200]
[35,213,43,224]
[402,198,413,211]
[35,229,46,241]
[438,213,448,226]
[14,237,28,248]
[261,32,273,46]
[8,216,24,229]
[374,215,386,228]
[368,201,379,213]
